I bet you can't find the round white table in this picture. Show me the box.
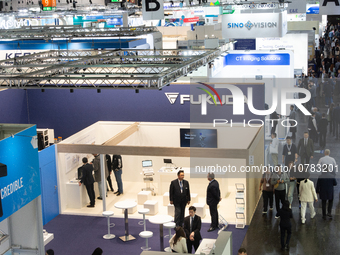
[114,200,137,241]
[149,215,173,251]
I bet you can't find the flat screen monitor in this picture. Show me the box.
[142,160,152,168]
[180,129,217,148]
[77,166,83,180]
[163,159,172,164]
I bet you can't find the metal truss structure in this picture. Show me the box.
[0,48,222,89]
[0,25,160,40]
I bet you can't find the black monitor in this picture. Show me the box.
[142,160,152,167]
[163,159,172,164]
[0,163,7,177]
[180,128,217,148]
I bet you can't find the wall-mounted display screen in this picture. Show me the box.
[180,129,217,148]
[142,160,152,167]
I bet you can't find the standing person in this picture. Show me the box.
[106,154,114,192]
[271,166,289,219]
[323,79,333,107]
[78,157,95,207]
[282,137,298,166]
[270,111,279,134]
[287,161,297,209]
[318,149,337,174]
[308,112,318,143]
[297,132,314,165]
[183,206,202,253]
[299,172,318,224]
[206,172,221,232]
[259,167,274,213]
[333,103,340,139]
[92,154,109,200]
[316,169,337,219]
[112,154,123,196]
[277,201,293,251]
[318,113,328,149]
[288,105,297,139]
[269,133,279,166]
[327,103,335,135]
[169,226,188,253]
[170,170,191,227]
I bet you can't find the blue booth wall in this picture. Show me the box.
[26,85,191,139]
[0,89,29,124]
[39,145,59,225]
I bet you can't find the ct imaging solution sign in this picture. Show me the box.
[222,11,287,38]
[224,53,290,66]
[0,125,41,222]
[319,0,340,14]
[142,0,164,20]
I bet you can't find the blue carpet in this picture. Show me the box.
[44,215,248,255]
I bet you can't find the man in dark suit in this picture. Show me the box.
[78,157,95,207]
[183,206,202,253]
[316,170,337,219]
[106,154,114,192]
[318,113,328,149]
[206,172,221,232]
[169,170,191,226]
[333,103,340,139]
[297,132,314,164]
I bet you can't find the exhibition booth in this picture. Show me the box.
[53,121,264,226]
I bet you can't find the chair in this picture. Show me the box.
[102,211,115,239]
[139,231,153,250]
[138,208,150,231]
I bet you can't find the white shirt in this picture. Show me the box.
[269,137,279,154]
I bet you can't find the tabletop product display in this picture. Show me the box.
[114,200,138,241]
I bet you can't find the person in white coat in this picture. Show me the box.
[269,133,279,166]
[299,172,318,224]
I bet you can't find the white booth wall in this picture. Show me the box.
[57,121,262,224]
[256,33,308,73]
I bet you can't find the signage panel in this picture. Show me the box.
[319,0,340,15]
[224,53,290,66]
[142,0,164,20]
[0,126,41,222]
[287,0,306,14]
[222,11,287,38]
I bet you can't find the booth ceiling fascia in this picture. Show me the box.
[0,48,222,89]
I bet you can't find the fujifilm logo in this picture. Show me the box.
[165,84,311,116]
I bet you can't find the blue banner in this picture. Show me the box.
[225,53,290,66]
[0,125,41,222]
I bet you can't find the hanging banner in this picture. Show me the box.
[142,0,164,20]
[42,0,56,11]
[287,0,306,14]
[0,125,41,222]
[319,0,340,15]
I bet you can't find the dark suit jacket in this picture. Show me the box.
[183,215,202,241]
[316,173,337,200]
[318,118,328,133]
[333,106,340,122]
[80,163,95,186]
[206,179,220,206]
[106,154,112,173]
[277,209,292,228]
[297,138,314,158]
[169,179,190,206]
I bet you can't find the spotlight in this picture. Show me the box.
[135,89,139,93]
[70,89,74,93]
[41,89,45,92]
[97,89,101,93]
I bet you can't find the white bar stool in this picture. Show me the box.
[163,222,176,252]
[102,211,115,239]
[138,208,150,231]
[139,231,153,250]
[163,221,176,238]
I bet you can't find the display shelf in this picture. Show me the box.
[235,183,245,229]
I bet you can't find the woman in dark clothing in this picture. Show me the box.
[278,200,293,251]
